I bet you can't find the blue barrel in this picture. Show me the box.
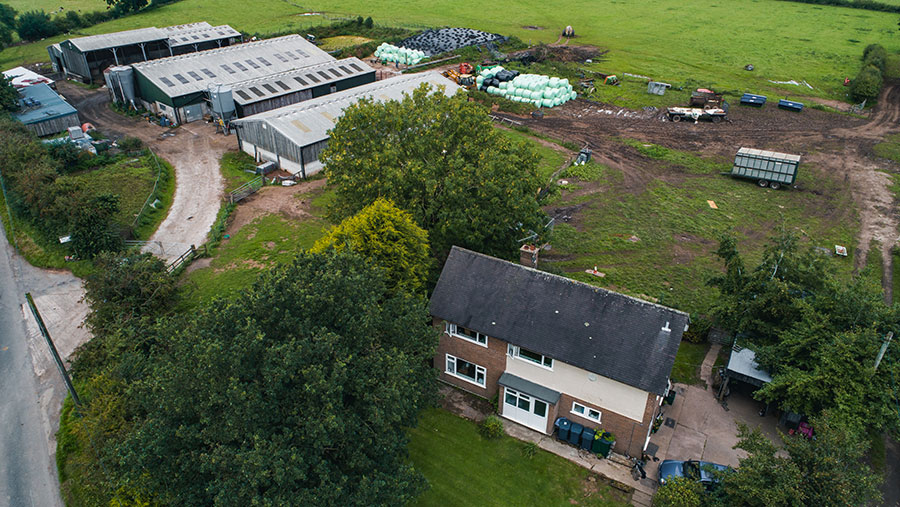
[555,417,571,441]
[580,427,596,450]
[568,422,584,445]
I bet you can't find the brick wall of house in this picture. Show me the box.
[557,392,657,457]
[433,319,508,399]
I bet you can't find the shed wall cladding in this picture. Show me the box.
[60,43,90,80]
[25,113,81,137]
[238,89,314,117]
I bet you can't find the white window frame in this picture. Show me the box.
[571,401,601,422]
[507,344,553,370]
[445,322,488,348]
[445,354,486,388]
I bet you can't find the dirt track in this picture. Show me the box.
[58,83,231,261]
[499,83,900,301]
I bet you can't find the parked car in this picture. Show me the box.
[658,459,730,487]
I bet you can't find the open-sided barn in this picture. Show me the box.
[230,71,460,178]
[47,22,240,84]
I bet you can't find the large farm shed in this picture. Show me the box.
[231,71,460,178]
[48,22,240,84]
[130,35,374,125]
[13,83,81,137]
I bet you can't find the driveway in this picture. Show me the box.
[58,83,231,261]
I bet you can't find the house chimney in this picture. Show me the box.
[519,244,539,268]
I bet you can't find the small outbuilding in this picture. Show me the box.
[13,83,81,137]
[2,67,54,89]
[230,71,460,178]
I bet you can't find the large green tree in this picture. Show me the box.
[16,10,56,41]
[321,83,547,261]
[710,232,900,433]
[0,75,17,111]
[311,197,431,294]
[720,416,881,507]
[69,193,123,258]
[112,251,437,505]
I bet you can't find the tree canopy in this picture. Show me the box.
[321,84,547,262]
[719,416,881,507]
[0,75,17,111]
[111,251,438,505]
[311,197,431,294]
[710,231,900,434]
[16,10,56,42]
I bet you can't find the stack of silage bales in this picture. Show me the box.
[373,43,427,65]
[476,66,576,108]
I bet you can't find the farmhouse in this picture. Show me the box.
[48,22,241,84]
[12,83,81,137]
[430,246,688,457]
[230,71,459,178]
[130,35,374,125]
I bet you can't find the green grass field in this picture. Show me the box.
[670,341,710,386]
[408,408,629,506]
[499,127,570,181]
[57,153,159,228]
[2,0,898,103]
[544,139,858,315]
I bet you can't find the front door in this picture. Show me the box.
[503,387,549,433]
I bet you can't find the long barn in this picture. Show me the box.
[48,22,241,84]
[130,35,375,125]
[231,72,460,178]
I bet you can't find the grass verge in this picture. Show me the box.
[670,342,710,386]
[408,408,629,506]
[498,127,571,181]
[220,151,261,193]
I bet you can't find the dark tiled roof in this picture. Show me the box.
[430,247,689,396]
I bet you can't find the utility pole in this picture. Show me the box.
[24,293,81,407]
[875,331,893,372]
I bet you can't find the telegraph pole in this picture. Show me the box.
[875,331,894,372]
[24,293,81,407]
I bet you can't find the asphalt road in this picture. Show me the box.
[0,221,63,507]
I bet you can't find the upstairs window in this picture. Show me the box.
[445,322,488,347]
[508,345,553,369]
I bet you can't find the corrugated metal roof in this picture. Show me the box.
[231,57,373,105]
[737,147,801,163]
[233,71,460,148]
[161,22,212,34]
[132,35,333,98]
[68,27,168,52]
[168,24,241,48]
[2,66,54,88]
[726,347,772,384]
[13,83,78,124]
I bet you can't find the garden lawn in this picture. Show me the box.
[545,140,858,316]
[3,0,898,104]
[670,342,710,386]
[408,408,629,507]
[181,213,326,306]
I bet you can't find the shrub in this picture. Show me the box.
[364,16,373,29]
[682,314,712,343]
[117,136,143,152]
[850,65,884,102]
[17,10,58,41]
[653,476,704,507]
[521,441,539,458]
[479,415,504,439]
[356,15,363,25]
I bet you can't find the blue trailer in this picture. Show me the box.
[778,99,803,112]
[740,93,767,107]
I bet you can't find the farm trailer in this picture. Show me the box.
[666,106,728,123]
[730,147,800,189]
